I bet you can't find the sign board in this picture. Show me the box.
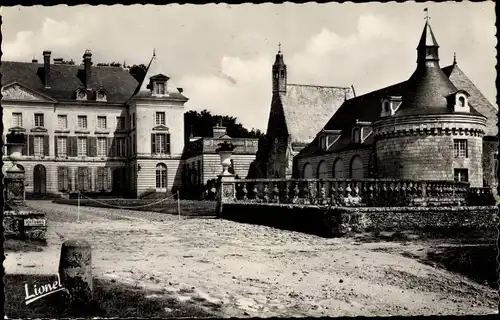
[24,218,47,227]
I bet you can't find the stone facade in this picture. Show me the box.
[1,50,189,198]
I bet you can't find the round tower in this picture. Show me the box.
[373,20,487,187]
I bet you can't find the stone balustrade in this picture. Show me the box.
[220,178,473,207]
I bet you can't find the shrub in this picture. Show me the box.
[138,188,156,199]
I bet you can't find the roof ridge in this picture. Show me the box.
[287,83,352,90]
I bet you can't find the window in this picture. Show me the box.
[78,115,87,129]
[77,167,91,191]
[97,138,107,157]
[458,96,465,108]
[34,136,44,156]
[116,117,125,130]
[350,155,364,179]
[97,116,107,129]
[454,169,468,182]
[383,101,390,112]
[12,112,22,127]
[34,113,44,127]
[116,138,125,157]
[156,163,168,189]
[132,134,136,154]
[454,139,468,158]
[317,161,329,179]
[303,163,313,179]
[152,133,171,154]
[333,158,344,178]
[352,128,361,144]
[57,167,70,192]
[57,137,67,156]
[77,137,87,156]
[96,167,109,191]
[57,115,67,129]
[156,112,166,125]
[155,82,166,95]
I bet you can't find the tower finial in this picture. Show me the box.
[453,52,457,65]
[424,7,430,22]
[278,42,281,53]
[153,48,156,57]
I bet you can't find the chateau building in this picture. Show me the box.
[290,21,497,188]
[1,50,190,197]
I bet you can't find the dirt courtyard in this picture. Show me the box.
[4,200,497,317]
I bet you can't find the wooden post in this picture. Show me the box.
[177,190,181,220]
[58,239,93,313]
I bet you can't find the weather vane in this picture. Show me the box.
[278,42,281,53]
[424,8,430,21]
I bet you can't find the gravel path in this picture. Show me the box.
[5,200,497,317]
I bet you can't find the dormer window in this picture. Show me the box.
[380,96,402,117]
[318,129,341,151]
[96,87,108,102]
[76,88,87,101]
[155,82,166,95]
[449,90,470,113]
[352,127,361,144]
[149,74,170,97]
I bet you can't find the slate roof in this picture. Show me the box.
[0,61,139,103]
[442,63,498,136]
[278,84,354,144]
[297,64,492,158]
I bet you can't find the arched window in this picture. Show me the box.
[458,96,465,108]
[333,158,344,178]
[350,155,364,179]
[303,163,313,179]
[317,160,329,179]
[156,163,168,190]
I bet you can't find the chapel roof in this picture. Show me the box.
[277,83,354,145]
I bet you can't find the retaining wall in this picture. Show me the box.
[220,203,498,238]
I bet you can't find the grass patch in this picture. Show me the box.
[4,274,216,318]
[424,244,499,290]
[4,238,47,253]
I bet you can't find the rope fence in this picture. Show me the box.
[76,190,182,222]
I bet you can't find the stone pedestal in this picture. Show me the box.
[5,165,25,206]
[58,239,93,313]
[216,174,236,218]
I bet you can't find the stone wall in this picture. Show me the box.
[220,203,498,238]
[376,134,483,186]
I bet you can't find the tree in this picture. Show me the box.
[129,64,148,82]
[184,109,264,144]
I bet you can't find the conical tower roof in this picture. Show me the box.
[395,20,458,117]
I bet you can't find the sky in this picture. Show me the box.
[1,2,496,131]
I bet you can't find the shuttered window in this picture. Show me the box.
[152,133,171,154]
[96,167,109,191]
[57,167,70,191]
[77,137,87,156]
[57,137,67,156]
[34,136,44,156]
[77,167,91,191]
[97,138,107,156]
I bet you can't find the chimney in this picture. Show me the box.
[177,87,184,93]
[83,49,92,89]
[53,58,63,64]
[213,125,227,138]
[43,50,51,88]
